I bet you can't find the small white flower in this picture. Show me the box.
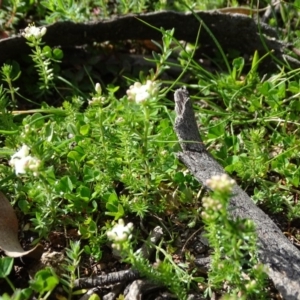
[88,83,105,105]
[27,156,40,172]
[88,96,105,106]
[22,24,47,40]
[24,124,30,133]
[161,150,167,156]
[206,174,235,193]
[95,82,102,94]
[126,80,159,103]
[116,117,124,124]
[9,145,41,175]
[11,144,30,159]
[107,219,134,244]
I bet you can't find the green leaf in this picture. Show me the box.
[17,288,33,299]
[43,166,56,185]
[83,165,101,182]
[67,123,78,135]
[40,0,52,10]
[0,293,11,300]
[105,192,118,211]
[0,257,14,278]
[108,192,118,202]
[80,124,90,135]
[105,192,124,219]
[291,100,300,111]
[152,51,161,62]
[42,46,52,58]
[18,199,31,213]
[79,224,90,238]
[259,81,272,96]
[30,268,59,293]
[105,202,118,213]
[232,57,244,78]
[44,122,54,142]
[57,176,74,193]
[30,113,45,128]
[78,185,91,201]
[116,204,125,218]
[67,150,81,162]
[288,81,300,94]
[56,0,66,11]
[1,288,32,300]
[250,50,259,73]
[207,123,225,140]
[84,244,91,254]
[88,294,101,300]
[52,48,64,60]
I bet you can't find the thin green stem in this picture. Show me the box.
[34,44,50,88]
[5,276,16,292]
[6,76,16,107]
[142,104,151,195]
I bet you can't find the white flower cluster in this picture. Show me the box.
[126,80,159,103]
[202,196,223,211]
[22,24,47,41]
[206,174,235,193]
[9,145,41,176]
[201,195,224,220]
[95,82,102,94]
[88,83,106,106]
[107,219,134,250]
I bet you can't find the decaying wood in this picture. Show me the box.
[173,87,300,300]
[102,284,123,300]
[0,11,299,71]
[79,287,100,300]
[74,269,140,289]
[124,279,161,300]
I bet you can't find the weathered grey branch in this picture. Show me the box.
[74,269,140,289]
[173,87,300,300]
[0,11,299,71]
[79,287,100,300]
[124,279,161,300]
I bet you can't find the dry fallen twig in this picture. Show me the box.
[74,269,140,289]
[0,11,299,71]
[124,279,161,300]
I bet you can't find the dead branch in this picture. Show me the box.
[74,269,140,289]
[124,279,161,300]
[173,87,300,300]
[0,11,298,71]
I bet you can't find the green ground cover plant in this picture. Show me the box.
[0,0,300,299]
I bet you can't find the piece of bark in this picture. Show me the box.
[124,279,161,300]
[102,283,124,300]
[194,256,211,274]
[74,269,140,289]
[0,11,298,71]
[173,87,300,300]
[79,287,100,300]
